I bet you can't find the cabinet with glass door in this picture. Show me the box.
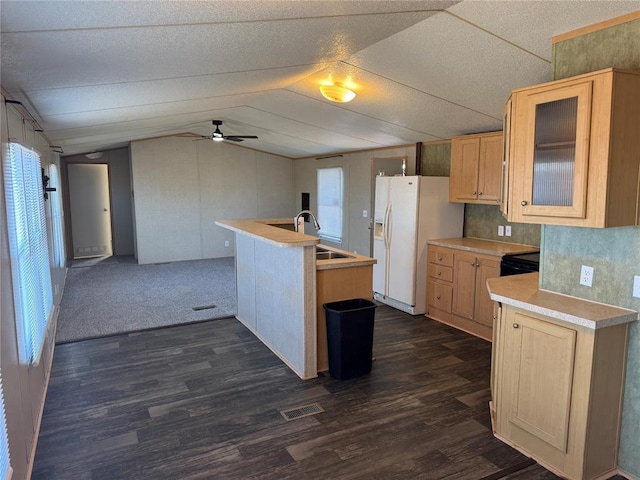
[505,68,640,228]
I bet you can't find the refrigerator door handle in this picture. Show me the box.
[383,203,391,249]
[386,202,392,246]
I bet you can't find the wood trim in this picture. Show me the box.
[552,11,640,44]
[295,143,417,161]
[618,468,640,480]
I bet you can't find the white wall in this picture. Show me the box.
[1,95,66,480]
[294,145,416,256]
[130,137,295,264]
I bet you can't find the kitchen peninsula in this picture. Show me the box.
[216,218,376,379]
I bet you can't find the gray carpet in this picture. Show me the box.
[56,256,237,343]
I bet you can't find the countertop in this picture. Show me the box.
[216,218,319,247]
[428,237,539,257]
[487,273,638,329]
[216,218,376,269]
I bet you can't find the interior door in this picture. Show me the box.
[68,163,113,258]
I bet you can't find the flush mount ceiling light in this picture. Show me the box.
[319,82,356,103]
[85,152,103,159]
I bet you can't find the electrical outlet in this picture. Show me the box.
[362,210,368,218]
[505,225,512,237]
[633,276,640,298]
[224,240,229,247]
[580,265,594,287]
[498,225,504,236]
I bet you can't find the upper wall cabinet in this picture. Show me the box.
[450,131,503,204]
[504,68,640,228]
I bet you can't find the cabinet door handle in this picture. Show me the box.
[436,295,441,300]
[438,256,442,261]
[472,191,477,195]
[521,200,528,206]
[513,323,519,329]
[437,271,442,276]
[471,262,476,267]
[493,315,497,320]
[479,192,483,196]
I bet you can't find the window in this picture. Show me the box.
[4,143,53,365]
[317,167,343,243]
[0,373,11,480]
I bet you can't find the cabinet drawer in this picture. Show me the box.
[430,248,454,267]
[428,263,453,282]
[428,280,453,313]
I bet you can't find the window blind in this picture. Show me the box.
[4,143,53,365]
[0,372,11,480]
[317,167,343,243]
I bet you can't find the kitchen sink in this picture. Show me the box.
[267,223,296,231]
[316,251,349,260]
[316,246,350,260]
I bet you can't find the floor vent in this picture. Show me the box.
[192,304,217,311]
[280,403,324,421]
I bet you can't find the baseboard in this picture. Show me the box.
[618,467,639,480]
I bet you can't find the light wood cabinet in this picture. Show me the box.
[450,131,503,204]
[504,68,640,227]
[492,303,630,480]
[427,245,500,341]
[316,265,373,372]
[452,252,500,338]
[427,246,455,315]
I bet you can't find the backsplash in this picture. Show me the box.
[464,204,541,246]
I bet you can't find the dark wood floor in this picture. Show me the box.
[32,305,626,479]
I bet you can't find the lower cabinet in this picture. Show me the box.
[492,304,629,480]
[316,265,373,372]
[427,245,499,341]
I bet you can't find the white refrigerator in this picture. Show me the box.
[373,176,464,315]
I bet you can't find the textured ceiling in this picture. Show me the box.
[1,1,638,158]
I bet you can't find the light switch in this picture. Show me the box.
[362,210,368,218]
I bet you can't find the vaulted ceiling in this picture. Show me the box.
[1,1,638,158]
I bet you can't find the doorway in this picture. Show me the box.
[67,163,113,259]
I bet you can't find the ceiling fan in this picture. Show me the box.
[189,120,259,143]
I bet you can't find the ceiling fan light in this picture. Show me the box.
[320,83,356,103]
[212,126,224,141]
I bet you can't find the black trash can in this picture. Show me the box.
[323,298,376,380]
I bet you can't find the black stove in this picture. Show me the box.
[500,252,540,276]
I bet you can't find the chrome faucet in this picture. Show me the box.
[294,210,321,233]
